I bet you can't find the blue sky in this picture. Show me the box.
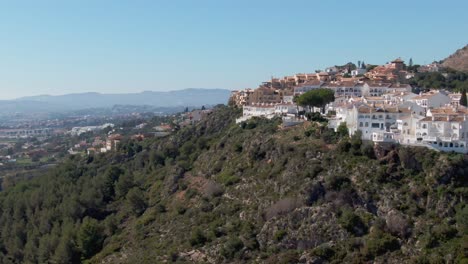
[0,0,467,99]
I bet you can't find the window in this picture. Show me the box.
[359,122,363,127]
[422,124,427,129]
[371,123,380,128]
[365,122,369,127]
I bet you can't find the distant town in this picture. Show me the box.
[0,107,212,174]
[230,58,468,153]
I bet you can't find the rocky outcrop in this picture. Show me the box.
[441,44,468,72]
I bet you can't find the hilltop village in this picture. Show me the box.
[230,59,468,153]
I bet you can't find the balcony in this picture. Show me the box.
[372,132,396,143]
[422,136,437,142]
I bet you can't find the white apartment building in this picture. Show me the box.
[408,91,451,109]
[236,105,276,123]
[415,115,468,153]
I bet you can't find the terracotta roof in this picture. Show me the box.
[430,106,468,115]
[365,81,392,87]
[420,116,467,122]
[412,92,441,100]
[297,79,322,87]
[357,104,412,114]
[388,83,412,89]
[245,104,276,109]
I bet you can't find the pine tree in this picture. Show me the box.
[78,217,103,259]
[460,88,468,107]
[361,61,366,69]
[409,58,413,67]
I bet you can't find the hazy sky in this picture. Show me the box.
[0,0,467,99]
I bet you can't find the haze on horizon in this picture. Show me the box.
[0,0,467,100]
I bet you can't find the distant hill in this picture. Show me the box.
[1,88,231,114]
[441,44,468,72]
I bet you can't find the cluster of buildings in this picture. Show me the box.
[0,128,53,139]
[328,90,467,153]
[231,58,415,106]
[178,109,213,127]
[69,123,115,136]
[85,134,122,155]
[230,58,468,153]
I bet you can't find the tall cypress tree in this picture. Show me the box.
[460,88,468,107]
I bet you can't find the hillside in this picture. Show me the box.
[442,45,468,73]
[0,106,467,263]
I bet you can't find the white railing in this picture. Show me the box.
[422,136,437,141]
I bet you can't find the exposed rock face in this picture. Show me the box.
[441,44,468,72]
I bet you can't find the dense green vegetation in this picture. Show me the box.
[0,106,467,263]
[410,70,468,92]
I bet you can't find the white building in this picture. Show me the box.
[409,91,451,109]
[361,82,392,97]
[351,68,366,77]
[294,80,322,95]
[330,103,415,140]
[236,105,276,123]
[274,103,299,115]
[415,115,468,153]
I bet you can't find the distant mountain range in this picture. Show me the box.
[0,88,231,114]
[441,44,468,72]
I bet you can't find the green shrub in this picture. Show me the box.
[456,205,468,235]
[126,187,147,216]
[221,237,244,259]
[190,228,207,247]
[234,143,243,153]
[361,143,375,159]
[325,175,351,191]
[217,172,240,186]
[338,208,367,236]
[312,245,335,260]
[185,188,198,199]
[337,122,349,138]
[274,230,287,242]
[363,231,399,259]
[78,217,104,259]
